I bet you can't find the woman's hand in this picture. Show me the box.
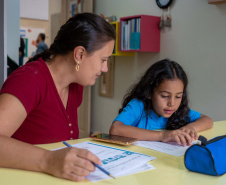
[43,147,102,181]
[179,125,198,141]
[161,129,193,147]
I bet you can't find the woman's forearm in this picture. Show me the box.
[0,135,48,172]
[0,135,103,181]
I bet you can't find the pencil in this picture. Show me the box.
[62,141,116,179]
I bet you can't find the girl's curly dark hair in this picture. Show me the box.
[118,59,190,130]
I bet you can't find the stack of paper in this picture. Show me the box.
[54,142,156,182]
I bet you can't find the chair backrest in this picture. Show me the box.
[7,55,19,76]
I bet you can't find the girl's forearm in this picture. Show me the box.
[110,121,163,141]
[186,115,213,132]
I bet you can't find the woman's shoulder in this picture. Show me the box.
[8,59,48,83]
[1,59,48,94]
[0,59,49,114]
[22,58,47,73]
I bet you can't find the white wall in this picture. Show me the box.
[91,0,226,133]
[0,0,7,87]
[49,0,61,15]
[20,0,49,20]
[49,0,62,43]
[7,0,20,64]
[0,0,20,87]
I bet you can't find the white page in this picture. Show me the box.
[121,163,155,176]
[134,140,199,157]
[87,163,155,182]
[53,142,156,182]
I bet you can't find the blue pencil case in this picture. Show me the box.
[184,135,226,176]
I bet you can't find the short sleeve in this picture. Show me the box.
[0,65,46,114]
[113,99,144,126]
[189,109,201,122]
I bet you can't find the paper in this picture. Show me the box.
[87,163,155,182]
[53,142,156,182]
[134,140,199,157]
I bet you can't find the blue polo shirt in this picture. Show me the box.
[36,41,48,54]
[113,99,201,130]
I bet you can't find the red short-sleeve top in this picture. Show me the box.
[0,58,83,144]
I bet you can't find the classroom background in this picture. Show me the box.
[0,0,226,137]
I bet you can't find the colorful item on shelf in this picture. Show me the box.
[100,14,117,22]
[130,32,140,50]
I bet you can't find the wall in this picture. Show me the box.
[91,0,226,133]
[49,0,62,43]
[20,0,61,63]
[20,20,49,47]
[20,0,49,20]
[7,0,20,64]
[20,0,62,48]
[0,0,7,87]
[20,0,49,63]
[20,18,49,63]
[0,0,20,87]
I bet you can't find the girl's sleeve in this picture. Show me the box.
[113,99,144,126]
[189,109,201,122]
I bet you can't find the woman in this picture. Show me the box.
[0,13,115,181]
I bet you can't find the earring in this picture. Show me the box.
[75,59,80,71]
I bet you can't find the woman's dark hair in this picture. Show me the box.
[119,59,190,130]
[27,13,116,63]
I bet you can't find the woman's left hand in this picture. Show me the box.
[179,125,198,141]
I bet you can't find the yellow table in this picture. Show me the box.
[1,121,226,185]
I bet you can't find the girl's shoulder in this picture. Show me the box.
[189,109,201,116]
[128,98,144,108]
[188,109,201,122]
[126,99,146,115]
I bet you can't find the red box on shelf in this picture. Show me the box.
[120,15,160,52]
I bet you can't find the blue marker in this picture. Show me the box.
[62,141,116,179]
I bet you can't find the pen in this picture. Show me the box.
[62,141,116,179]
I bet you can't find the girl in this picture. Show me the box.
[110,59,213,147]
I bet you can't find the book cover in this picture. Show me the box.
[130,32,140,50]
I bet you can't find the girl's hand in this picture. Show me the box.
[42,147,102,181]
[161,130,193,147]
[179,125,198,140]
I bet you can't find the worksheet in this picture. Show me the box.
[53,142,156,182]
[87,163,155,182]
[134,140,199,157]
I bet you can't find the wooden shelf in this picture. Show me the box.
[110,22,134,56]
[208,0,226,4]
[120,15,160,52]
